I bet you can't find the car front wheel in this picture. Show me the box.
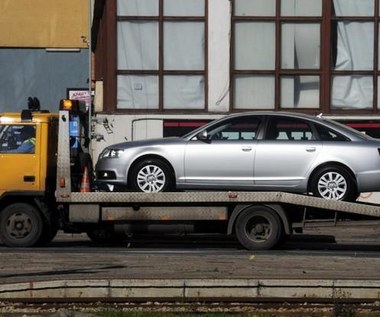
[310,166,358,202]
[130,159,174,193]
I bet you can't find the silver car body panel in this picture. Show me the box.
[254,140,322,188]
[183,139,256,185]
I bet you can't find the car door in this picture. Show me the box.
[183,115,262,186]
[254,116,322,188]
[0,124,40,193]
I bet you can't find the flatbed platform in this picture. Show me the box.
[59,191,380,218]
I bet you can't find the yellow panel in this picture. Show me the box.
[0,0,89,48]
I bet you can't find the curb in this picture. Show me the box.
[1,279,380,301]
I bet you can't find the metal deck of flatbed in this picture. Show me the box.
[55,191,380,218]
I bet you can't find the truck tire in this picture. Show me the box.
[36,217,59,246]
[86,227,126,244]
[0,203,43,247]
[235,205,282,250]
[130,158,174,193]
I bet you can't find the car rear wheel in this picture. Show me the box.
[131,159,174,193]
[310,166,358,202]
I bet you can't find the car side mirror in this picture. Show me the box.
[197,130,208,141]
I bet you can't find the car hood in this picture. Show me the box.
[106,137,185,150]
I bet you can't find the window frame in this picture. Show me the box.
[329,0,379,113]
[115,0,208,112]
[231,0,380,114]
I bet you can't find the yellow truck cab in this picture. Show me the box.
[0,109,59,247]
[0,111,58,196]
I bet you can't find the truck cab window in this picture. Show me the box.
[0,125,36,154]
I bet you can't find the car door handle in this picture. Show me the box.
[305,147,316,152]
[241,146,252,152]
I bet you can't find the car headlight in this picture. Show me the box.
[100,148,124,159]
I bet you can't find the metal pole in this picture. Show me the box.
[88,0,93,147]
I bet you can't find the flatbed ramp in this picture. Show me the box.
[62,191,380,218]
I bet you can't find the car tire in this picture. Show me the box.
[235,206,282,250]
[130,158,174,193]
[310,165,358,202]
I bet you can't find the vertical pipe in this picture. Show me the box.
[88,0,93,145]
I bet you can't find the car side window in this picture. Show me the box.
[315,124,348,141]
[265,117,315,141]
[208,116,261,141]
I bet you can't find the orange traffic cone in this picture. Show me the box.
[80,166,91,192]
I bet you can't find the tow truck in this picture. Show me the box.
[0,99,379,249]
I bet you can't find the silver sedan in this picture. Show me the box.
[95,112,380,201]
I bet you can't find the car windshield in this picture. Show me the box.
[182,116,236,139]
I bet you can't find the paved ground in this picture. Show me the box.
[1,241,380,284]
[0,224,380,302]
[1,224,380,284]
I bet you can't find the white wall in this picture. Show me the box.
[208,0,231,112]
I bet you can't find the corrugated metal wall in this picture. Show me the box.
[0,49,89,112]
[0,0,90,111]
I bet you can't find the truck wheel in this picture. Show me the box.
[235,206,282,250]
[36,218,59,246]
[130,159,174,193]
[0,203,43,247]
[86,227,126,244]
[310,166,358,201]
